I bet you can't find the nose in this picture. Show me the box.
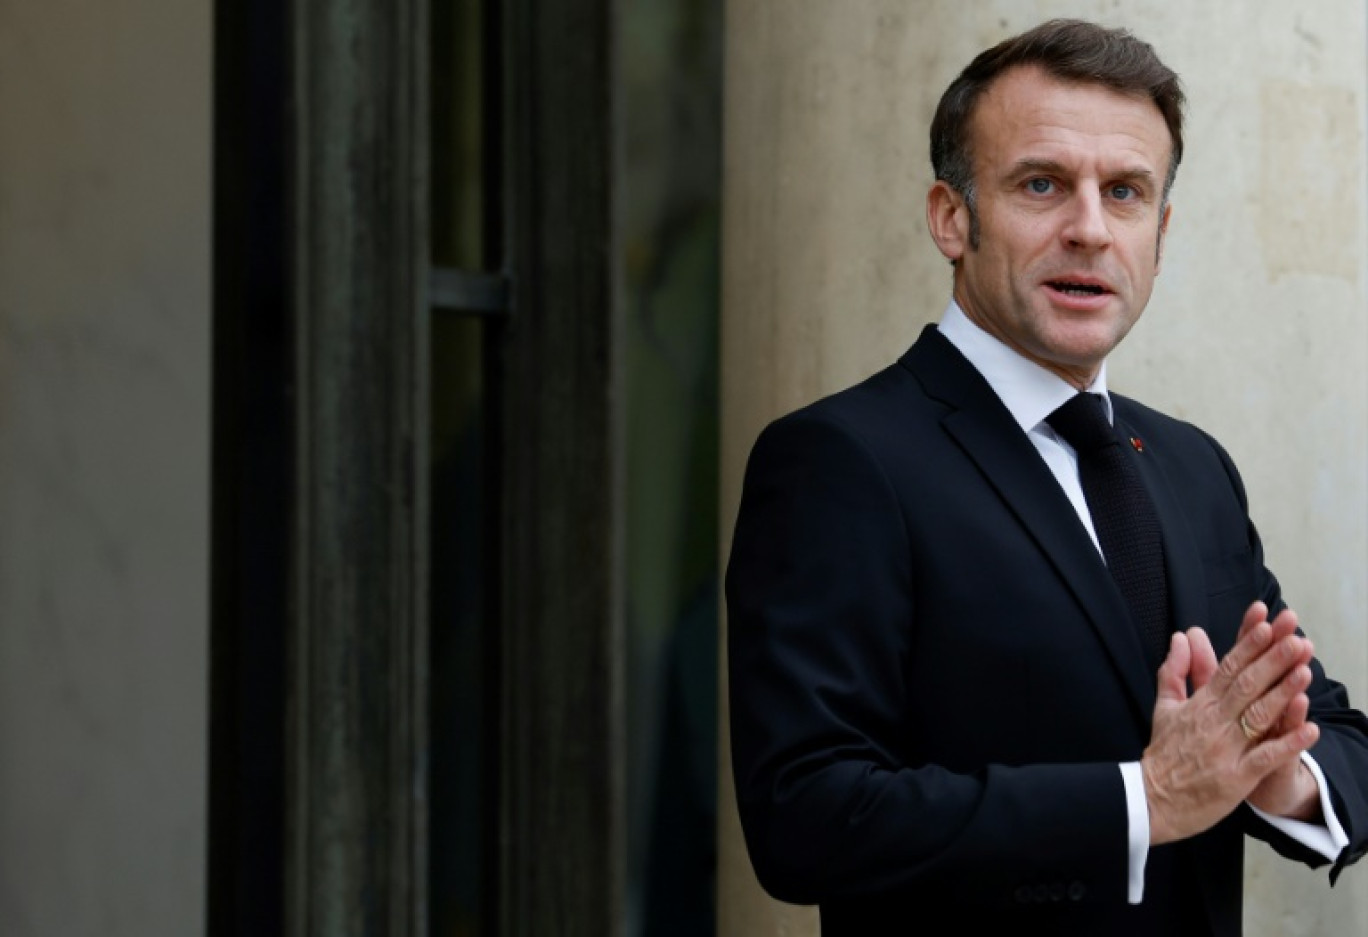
[1062,189,1113,251]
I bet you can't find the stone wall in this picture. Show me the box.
[0,2,211,934]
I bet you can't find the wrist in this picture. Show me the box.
[1288,762,1323,822]
[1140,755,1175,845]
[1253,760,1322,821]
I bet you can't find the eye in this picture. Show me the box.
[1109,183,1137,200]
[1027,177,1054,195]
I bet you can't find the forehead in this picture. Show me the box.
[969,66,1172,176]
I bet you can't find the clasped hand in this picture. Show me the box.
[1142,602,1321,846]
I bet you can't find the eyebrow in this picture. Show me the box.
[1006,158,1157,187]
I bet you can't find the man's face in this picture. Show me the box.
[929,66,1174,388]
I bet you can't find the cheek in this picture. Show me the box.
[1127,254,1161,298]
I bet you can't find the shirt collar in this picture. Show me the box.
[936,299,1113,433]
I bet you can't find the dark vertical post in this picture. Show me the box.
[494,0,624,933]
[285,0,430,934]
[209,0,292,934]
[213,0,428,932]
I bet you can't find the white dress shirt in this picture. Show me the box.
[937,300,1347,903]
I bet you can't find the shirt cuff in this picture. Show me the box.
[1246,752,1348,861]
[1120,761,1148,904]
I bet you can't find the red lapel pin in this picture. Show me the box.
[1130,436,1145,453]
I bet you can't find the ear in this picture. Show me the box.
[1155,202,1173,272]
[927,180,970,263]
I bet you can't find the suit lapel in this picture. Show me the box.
[901,328,1156,725]
[1114,405,1208,637]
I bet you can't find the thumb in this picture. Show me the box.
[1155,631,1191,703]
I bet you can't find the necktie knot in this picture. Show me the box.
[1047,393,1115,453]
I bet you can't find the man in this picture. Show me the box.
[726,19,1368,936]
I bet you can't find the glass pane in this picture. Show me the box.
[429,313,488,937]
[622,0,723,933]
[431,0,485,271]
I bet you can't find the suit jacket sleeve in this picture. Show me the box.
[726,409,1130,907]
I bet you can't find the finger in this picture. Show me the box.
[1296,639,1314,672]
[1187,627,1218,691]
[1273,690,1311,738]
[1207,619,1273,700]
[1221,634,1316,719]
[1242,720,1319,778]
[1156,631,1192,703]
[1236,601,1269,643]
[1268,607,1300,643]
[1239,666,1312,742]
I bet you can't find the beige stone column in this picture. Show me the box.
[719,3,1368,935]
[0,1,210,936]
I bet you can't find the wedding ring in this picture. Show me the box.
[1239,712,1261,741]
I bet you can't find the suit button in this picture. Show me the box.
[1049,882,1066,902]
[1014,886,1032,904]
[1068,881,1087,902]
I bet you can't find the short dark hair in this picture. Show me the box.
[930,19,1185,244]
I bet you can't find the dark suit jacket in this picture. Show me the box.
[726,327,1368,936]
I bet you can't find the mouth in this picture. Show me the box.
[1044,278,1113,298]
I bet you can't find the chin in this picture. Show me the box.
[1037,338,1121,374]
[1048,322,1130,356]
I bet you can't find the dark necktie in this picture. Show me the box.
[1047,393,1170,666]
